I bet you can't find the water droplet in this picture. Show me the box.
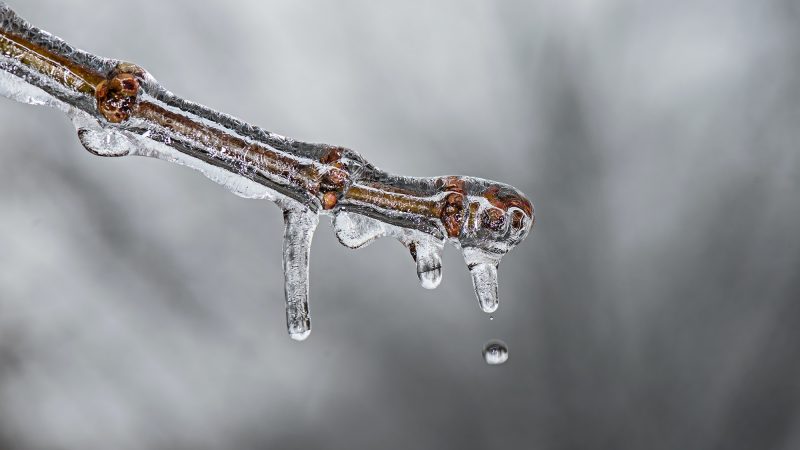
[482,339,508,365]
[289,328,311,341]
[489,315,494,321]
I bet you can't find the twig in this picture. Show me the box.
[0,3,534,340]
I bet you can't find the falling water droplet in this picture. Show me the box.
[489,315,494,321]
[482,339,508,365]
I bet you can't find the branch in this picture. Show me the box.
[0,2,534,340]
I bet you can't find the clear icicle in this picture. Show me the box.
[76,127,135,157]
[333,211,385,249]
[282,208,318,341]
[408,238,443,290]
[464,247,502,314]
[470,263,499,313]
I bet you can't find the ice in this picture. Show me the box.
[77,128,133,157]
[0,67,65,109]
[333,211,444,289]
[407,238,443,290]
[471,263,499,313]
[333,211,385,249]
[482,340,508,365]
[463,247,501,313]
[73,110,140,158]
[282,208,318,341]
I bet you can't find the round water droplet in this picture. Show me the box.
[489,315,494,321]
[482,340,508,365]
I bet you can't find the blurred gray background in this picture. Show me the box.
[1,0,799,449]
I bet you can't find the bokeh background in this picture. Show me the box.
[1,0,799,449]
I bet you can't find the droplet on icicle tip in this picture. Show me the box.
[290,329,311,341]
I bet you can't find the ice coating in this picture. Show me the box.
[0,3,534,340]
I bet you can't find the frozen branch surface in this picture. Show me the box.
[0,3,534,340]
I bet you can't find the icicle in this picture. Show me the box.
[282,208,318,341]
[407,238,443,290]
[333,211,385,249]
[76,128,134,157]
[470,263,499,313]
[463,247,502,313]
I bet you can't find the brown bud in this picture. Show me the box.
[435,176,465,194]
[511,210,526,230]
[320,147,344,164]
[96,72,140,123]
[322,192,338,210]
[440,192,464,238]
[484,186,533,217]
[320,168,348,192]
[481,208,506,231]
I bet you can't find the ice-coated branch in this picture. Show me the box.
[0,3,534,340]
